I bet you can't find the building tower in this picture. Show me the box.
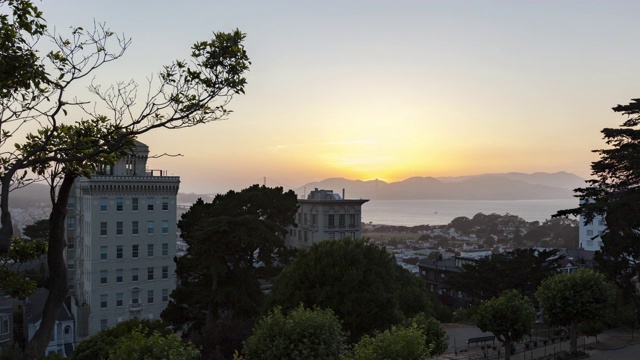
[65,141,179,338]
[285,188,368,248]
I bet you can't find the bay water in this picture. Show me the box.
[361,199,578,226]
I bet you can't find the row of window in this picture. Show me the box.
[98,197,170,212]
[99,288,170,310]
[99,265,170,284]
[99,243,170,260]
[99,220,170,236]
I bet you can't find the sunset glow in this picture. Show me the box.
[34,0,638,193]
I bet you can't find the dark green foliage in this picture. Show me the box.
[474,290,535,360]
[446,248,563,302]
[555,99,640,327]
[21,219,48,240]
[536,269,614,354]
[242,305,347,360]
[403,312,449,356]
[106,327,199,360]
[344,324,430,360]
[70,319,166,360]
[267,238,433,341]
[162,185,298,356]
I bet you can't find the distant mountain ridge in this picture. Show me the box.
[296,172,585,200]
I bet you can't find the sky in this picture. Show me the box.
[29,0,640,193]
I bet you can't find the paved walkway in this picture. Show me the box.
[436,324,640,360]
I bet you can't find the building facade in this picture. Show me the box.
[66,141,179,338]
[24,288,75,357]
[285,188,368,248]
[578,213,606,251]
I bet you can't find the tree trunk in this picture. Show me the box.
[23,174,75,359]
[0,173,15,253]
[569,320,578,354]
[504,341,511,360]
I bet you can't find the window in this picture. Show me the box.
[162,220,169,234]
[100,294,107,308]
[147,290,154,304]
[329,233,335,240]
[67,197,75,210]
[162,289,169,302]
[132,244,139,259]
[67,217,75,230]
[116,221,123,235]
[312,213,317,225]
[131,289,140,304]
[132,197,139,211]
[100,197,108,212]
[67,259,75,270]
[147,244,154,257]
[116,245,123,259]
[132,268,139,281]
[116,197,123,212]
[598,219,605,226]
[147,197,154,211]
[147,267,154,280]
[348,214,356,226]
[327,214,335,228]
[116,293,123,307]
[162,243,169,256]
[147,221,154,235]
[100,246,108,260]
[100,270,107,284]
[100,319,108,330]
[67,240,74,250]
[586,230,594,236]
[339,214,346,227]
[100,222,107,236]
[116,269,123,283]
[132,221,139,235]
[162,197,169,211]
[303,213,308,225]
[0,317,8,334]
[162,265,168,279]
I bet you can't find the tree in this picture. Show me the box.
[21,219,48,240]
[343,324,430,360]
[161,185,298,358]
[107,328,199,360]
[403,312,449,356]
[535,269,614,354]
[241,305,346,360]
[555,99,640,322]
[266,238,433,341]
[70,319,167,360]
[0,1,250,357]
[446,248,562,302]
[474,290,535,360]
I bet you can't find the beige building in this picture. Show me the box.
[285,188,368,248]
[66,141,179,338]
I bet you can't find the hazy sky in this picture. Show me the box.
[33,1,640,193]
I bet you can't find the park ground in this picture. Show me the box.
[437,324,640,360]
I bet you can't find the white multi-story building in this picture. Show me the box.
[578,213,606,251]
[66,141,179,338]
[285,188,368,248]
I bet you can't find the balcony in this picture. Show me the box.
[128,302,143,312]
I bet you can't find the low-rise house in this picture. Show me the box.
[0,295,12,352]
[24,288,75,357]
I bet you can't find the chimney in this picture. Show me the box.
[342,188,345,199]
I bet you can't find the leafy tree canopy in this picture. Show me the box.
[266,238,433,341]
[403,312,449,356]
[535,269,614,354]
[21,219,48,240]
[70,319,166,360]
[344,324,430,360]
[241,305,346,360]
[107,327,199,360]
[446,248,563,302]
[162,185,298,356]
[474,290,535,360]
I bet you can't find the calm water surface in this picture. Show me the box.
[361,199,578,226]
